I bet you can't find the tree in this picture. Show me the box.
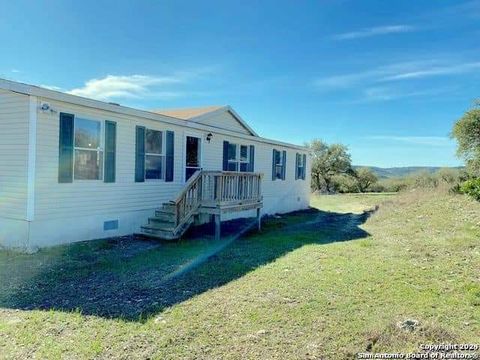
[306,139,354,192]
[451,102,480,176]
[355,167,378,192]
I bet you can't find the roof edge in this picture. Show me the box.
[0,78,308,151]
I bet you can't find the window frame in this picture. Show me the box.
[144,128,166,181]
[296,153,306,180]
[228,143,250,172]
[73,117,104,181]
[273,149,286,181]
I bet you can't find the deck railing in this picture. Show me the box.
[172,170,263,231]
[201,171,263,206]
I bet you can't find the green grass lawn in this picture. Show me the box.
[0,190,479,359]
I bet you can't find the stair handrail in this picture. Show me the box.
[173,169,203,205]
[172,169,203,230]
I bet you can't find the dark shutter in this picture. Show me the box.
[272,149,276,181]
[249,145,255,172]
[104,121,116,183]
[282,150,287,180]
[58,113,74,183]
[295,153,299,180]
[302,154,307,180]
[135,126,145,182]
[165,130,174,182]
[223,141,229,171]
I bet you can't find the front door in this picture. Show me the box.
[185,136,201,181]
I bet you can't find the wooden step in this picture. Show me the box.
[140,227,179,241]
[141,216,194,241]
[142,222,175,232]
[147,217,175,228]
[162,202,176,211]
[154,209,176,221]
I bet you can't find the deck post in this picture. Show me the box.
[256,208,261,232]
[215,213,221,240]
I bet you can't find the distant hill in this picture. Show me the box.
[353,166,463,179]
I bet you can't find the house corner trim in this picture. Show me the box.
[26,95,37,221]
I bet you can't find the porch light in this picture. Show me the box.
[206,133,213,143]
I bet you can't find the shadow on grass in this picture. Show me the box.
[0,207,374,321]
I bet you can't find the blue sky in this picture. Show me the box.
[1,0,479,167]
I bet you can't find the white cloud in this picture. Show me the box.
[67,74,185,101]
[313,59,479,101]
[367,135,452,146]
[358,86,451,102]
[380,62,480,81]
[332,25,416,40]
[314,60,441,89]
[11,69,21,73]
[33,68,217,102]
[314,69,382,89]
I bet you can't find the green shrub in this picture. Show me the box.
[332,174,359,193]
[376,178,409,192]
[459,178,480,201]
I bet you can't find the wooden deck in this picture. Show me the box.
[175,170,263,239]
[141,170,264,240]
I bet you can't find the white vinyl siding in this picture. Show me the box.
[34,99,185,220]
[15,97,307,248]
[0,90,29,220]
[34,97,310,222]
[193,109,252,135]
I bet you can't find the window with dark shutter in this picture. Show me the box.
[272,149,286,181]
[104,121,116,183]
[145,129,164,180]
[295,153,306,180]
[302,154,307,180]
[165,131,174,182]
[223,141,229,171]
[135,126,146,182]
[248,145,255,172]
[58,113,74,183]
[224,141,252,172]
[295,153,300,180]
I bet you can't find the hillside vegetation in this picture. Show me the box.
[0,190,479,359]
[354,166,463,179]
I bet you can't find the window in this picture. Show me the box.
[227,143,250,172]
[74,118,103,180]
[296,153,306,180]
[145,129,164,180]
[273,150,285,180]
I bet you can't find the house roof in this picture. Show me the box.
[152,106,225,120]
[0,78,308,151]
[152,105,259,136]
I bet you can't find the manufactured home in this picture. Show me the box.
[0,79,310,251]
